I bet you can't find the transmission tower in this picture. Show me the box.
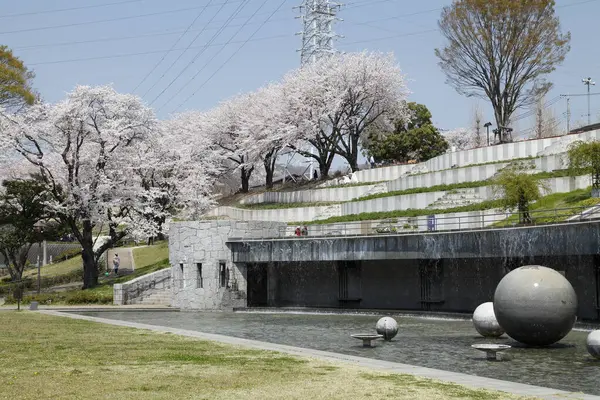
[296,0,342,65]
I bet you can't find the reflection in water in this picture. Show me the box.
[75,311,600,395]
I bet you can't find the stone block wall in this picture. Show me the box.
[169,220,285,310]
[113,268,171,305]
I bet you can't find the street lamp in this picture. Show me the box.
[33,221,45,294]
[484,122,492,146]
[583,77,595,126]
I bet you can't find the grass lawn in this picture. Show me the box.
[0,312,529,400]
[132,241,169,269]
[23,255,82,279]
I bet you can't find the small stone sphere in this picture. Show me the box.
[472,302,504,338]
[493,265,577,346]
[375,317,398,341]
[586,330,600,359]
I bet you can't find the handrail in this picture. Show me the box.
[230,204,600,240]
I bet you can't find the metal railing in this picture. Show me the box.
[233,205,600,240]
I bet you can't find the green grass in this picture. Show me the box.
[493,188,600,226]
[0,312,530,400]
[132,241,168,269]
[23,255,82,279]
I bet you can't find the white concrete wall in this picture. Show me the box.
[342,191,446,216]
[386,163,506,192]
[239,184,381,205]
[205,205,341,222]
[350,164,415,184]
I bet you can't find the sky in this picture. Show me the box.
[1,0,600,137]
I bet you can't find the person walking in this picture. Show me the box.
[112,254,121,276]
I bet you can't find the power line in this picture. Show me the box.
[0,1,244,35]
[148,0,251,106]
[0,0,146,19]
[338,28,438,47]
[27,35,289,66]
[172,0,287,113]
[156,0,272,111]
[132,1,216,94]
[141,0,236,98]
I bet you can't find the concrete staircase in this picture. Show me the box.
[427,189,484,210]
[135,290,171,306]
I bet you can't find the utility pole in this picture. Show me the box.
[583,77,595,126]
[295,1,342,178]
[296,0,342,66]
[561,94,571,134]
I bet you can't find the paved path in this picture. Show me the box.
[106,248,135,273]
[40,310,599,400]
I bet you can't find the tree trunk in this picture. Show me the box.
[240,166,254,193]
[81,220,98,289]
[265,168,274,189]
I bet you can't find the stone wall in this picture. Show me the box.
[113,268,172,305]
[169,220,285,310]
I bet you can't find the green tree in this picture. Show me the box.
[0,179,54,282]
[567,140,600,197]
[0,46,36,111]
[492,164,547,224]
[366,102,449,163]
[435,0,570,143]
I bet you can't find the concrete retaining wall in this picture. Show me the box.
[205,205,340,222]
[386,163,507,192]
[113,268,172,305]
[205,175,591,223]
[239,184,381,205]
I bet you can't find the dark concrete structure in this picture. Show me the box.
[231,221,600,321]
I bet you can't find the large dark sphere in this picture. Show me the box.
[493,265,577,346]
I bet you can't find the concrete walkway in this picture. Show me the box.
[40,310,598,400]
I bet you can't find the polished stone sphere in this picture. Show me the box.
[375,317,398,341]
[586,330,600,359]
[472,302,504,338]
[493,265,577,346]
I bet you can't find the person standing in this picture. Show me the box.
[112,254,121,275]
[369,155,376,169]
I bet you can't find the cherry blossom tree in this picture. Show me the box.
[280,65,339,179]
[0,86,157,288]
[190,94,262,193]
[239,83,303,189]
[443,127,479,151]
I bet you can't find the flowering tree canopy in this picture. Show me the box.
[0,85,158,288]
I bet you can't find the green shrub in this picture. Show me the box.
[4,289,112,305]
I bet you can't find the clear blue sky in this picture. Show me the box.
[1,0,599,135]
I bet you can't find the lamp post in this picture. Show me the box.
[33,221,45,294]
[583,77,595,126]
[484,122,492,146]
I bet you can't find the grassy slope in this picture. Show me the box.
[22,255,82,279]
[132,241,169,270]
[0,312,528,400]
[7,242,170,305]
